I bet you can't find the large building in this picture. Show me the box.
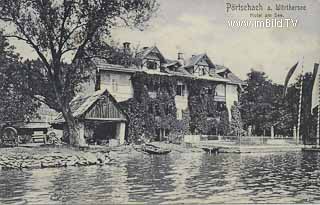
[92,45,244,118]
[80,43,246,143]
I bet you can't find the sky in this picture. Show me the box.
[111,0,320,84]
[10,0,320,84]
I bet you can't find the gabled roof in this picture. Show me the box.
[53,88,127,124]
[136,46,167,63]
[163,59,182,67]
[215,64,245,85]
[90,45,244,85]
[184,53,215,68]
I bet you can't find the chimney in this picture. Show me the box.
[178,52,184,60]
[177,52,184,66]
[123,42,130,53]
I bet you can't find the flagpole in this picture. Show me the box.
[317,64,320,147]
[297,57,304,145]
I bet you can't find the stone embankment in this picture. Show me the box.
[0,147,113,170]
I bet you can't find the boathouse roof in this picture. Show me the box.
[53,88,127,124]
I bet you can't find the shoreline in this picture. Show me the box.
[0,143,308,170]
[0,145,114,171]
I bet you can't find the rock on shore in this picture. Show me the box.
[0,150,113,170]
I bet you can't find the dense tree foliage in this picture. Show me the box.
[0,31,39,124]
[229,102,243,136]
[240,69,314,141]
[0,0,158,146]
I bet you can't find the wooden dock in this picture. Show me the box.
[302,147,320,152]
[199,141,304,153]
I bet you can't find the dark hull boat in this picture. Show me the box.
[142,147,171,155]
[143,144,171,155]
[134,143,171,155]
[202,147,220,154]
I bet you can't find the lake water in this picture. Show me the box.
[1,151,320,204]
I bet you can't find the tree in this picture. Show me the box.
[0,30,39,123]
[229,102,243,136]
[0,0,158,146]
[240,68,314,139]
[239,70,274,135]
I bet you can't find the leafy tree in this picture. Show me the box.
[240,69,314,139]
[0,31,39,123]
[239,70,274,135]
[229,102,243,136]
[0,0,158,146]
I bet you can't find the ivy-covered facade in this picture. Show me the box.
[92,45,244,142]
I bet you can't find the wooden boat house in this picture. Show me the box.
[53,88,127,145]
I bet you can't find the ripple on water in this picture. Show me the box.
[1,152,320,203]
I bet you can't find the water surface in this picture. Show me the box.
[1,151,320,204]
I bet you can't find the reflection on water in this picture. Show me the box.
[1,151,320,204]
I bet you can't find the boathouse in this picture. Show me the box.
[53,88,127,145]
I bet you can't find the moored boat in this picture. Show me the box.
[141,143,171,155]
[202,147,220,154]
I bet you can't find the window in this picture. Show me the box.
[217,102,226,111]
[176,84,185,96]
[103,73,111,83]
[215,84,226,96]
[146,61,157,70]
[177,109,182,120]
[199,67,206,76]
[112,79,118,92]
[155,104,161,116]
[164,104,170,115]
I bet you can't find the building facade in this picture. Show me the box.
[88,44,245,143]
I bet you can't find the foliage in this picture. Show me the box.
[0,0,158,146]
[119,72,229,142]
[240,70,274,135]
[229,102,244,136]
[240,69,314,140]
[0,31,39,123]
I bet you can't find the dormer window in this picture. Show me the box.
[147,61,158,70]
[199,67,206,76]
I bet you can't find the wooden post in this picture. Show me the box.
[271,126,274,139]
[293,126,296,141]
[297,60,304,145]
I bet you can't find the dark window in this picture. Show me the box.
[164,104,169,115]
[147,61,157,70]
[176,84,185,96]
[208,87,213,95]
[217,102,226,111]
[155,105,161,116]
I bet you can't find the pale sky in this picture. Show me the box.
[10,0,320,84]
